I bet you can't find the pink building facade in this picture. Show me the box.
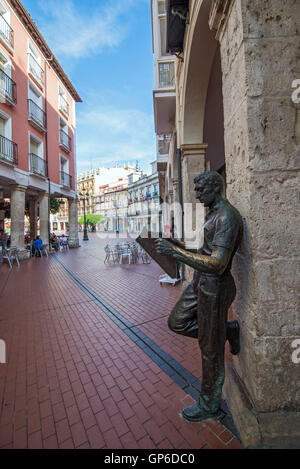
[0,0,81,253]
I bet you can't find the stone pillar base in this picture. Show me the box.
[68,239,80,249]
[17,249,31,261]
[224,364,300,448]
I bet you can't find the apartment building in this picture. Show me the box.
[151,0,176,207]
[77,166,141,219]
[127,162,161,234]
[0,0,82,253]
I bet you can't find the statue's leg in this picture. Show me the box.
[167,281,198,338]
[226,320,240,355]
[182,273,236,422]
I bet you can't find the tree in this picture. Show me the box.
[78,214,104,226]
[50,198,61,215]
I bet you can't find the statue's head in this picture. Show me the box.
[194,171,225,206]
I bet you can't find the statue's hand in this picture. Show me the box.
[154,238,176,256]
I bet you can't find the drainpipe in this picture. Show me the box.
[177,146,185,281]
[44,56,53,247]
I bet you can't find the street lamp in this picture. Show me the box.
[79,186,89,241]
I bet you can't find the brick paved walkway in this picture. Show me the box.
[0,233,242,449]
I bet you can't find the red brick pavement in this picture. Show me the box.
[0,233,242,449]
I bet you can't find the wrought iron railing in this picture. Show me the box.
[60,171,72,188]
[0,68,16,104]
[28,99,46,129]
[0,15,14,48]
[28,53,44,85]
[59,94,69,116]
[30,153,46,176]
[59,129,72,152]
[0,134,18,164]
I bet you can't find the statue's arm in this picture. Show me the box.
[168,238,198,254]
[155,239,231,275]
[172,245,231,275]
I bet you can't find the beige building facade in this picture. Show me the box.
[152,0,300,448]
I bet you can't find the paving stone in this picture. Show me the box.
[0,235,242,450]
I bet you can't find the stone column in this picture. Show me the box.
[38,192,49,248]
[180,144,207,281]
[68,198,79,248]
[29,198,38,242]
[211,0,300,448]
[10,185,26,251]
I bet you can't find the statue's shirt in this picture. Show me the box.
[196,199,243,274]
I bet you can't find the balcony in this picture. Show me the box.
[59,129,72,153]
[0,134,18,165]
[28,53,44,87]
[30,153,46,177]
[0,15,14,49]
[0,68,17,106]
[60,171,72,188]
[59,94,69,118]
[153,62,176,134]
[28,99,46,132]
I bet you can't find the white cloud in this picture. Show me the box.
[76,104,156,171]
[37,0,140,59]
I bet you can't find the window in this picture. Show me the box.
[60,155,71,187]
[158,134,171,155]
[160,18,167,56]
[158,1,166,15]
[0,50,15,105]
[29,133,45,176]
[159,62,175,88]
[59,117,71,152]
[0,2,13,49]
[28,41,44,86]
[58,84,69,118]
[28,82,45,130]
[0,109,11,138]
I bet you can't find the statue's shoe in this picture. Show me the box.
[182,403,223,422]
[227,320,240,355]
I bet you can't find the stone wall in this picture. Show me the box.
[219,0,300,447]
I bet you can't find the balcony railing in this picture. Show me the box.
[28,99,46,131]
[30,153,46,177]
[60,171,72,188]
[28,53,44,86]
[0,134,18,165]
[59,94,69,117]
[0,68,17,105]
[59,128,72,152]
[0,15,14,48]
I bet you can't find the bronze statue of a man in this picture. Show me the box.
[155,171,243,422]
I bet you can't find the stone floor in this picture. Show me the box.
[0,233,242,449]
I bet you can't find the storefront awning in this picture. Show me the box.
[166,0,189,53]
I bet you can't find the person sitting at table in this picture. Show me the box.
[51,234,60,251]
[61,235,68,247]
[0,229,8,250]
[32,236,43,256]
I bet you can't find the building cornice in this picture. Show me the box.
[7,0,82,102]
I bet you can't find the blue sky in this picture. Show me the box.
[21,0,156,173]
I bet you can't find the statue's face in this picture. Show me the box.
[194,180,217,207]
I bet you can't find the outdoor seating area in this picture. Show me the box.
[0,246,20,269]
[50,233,70,252]
[0,231,69,270]
[104,241,151,265]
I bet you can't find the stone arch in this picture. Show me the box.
[181,0,218,146]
